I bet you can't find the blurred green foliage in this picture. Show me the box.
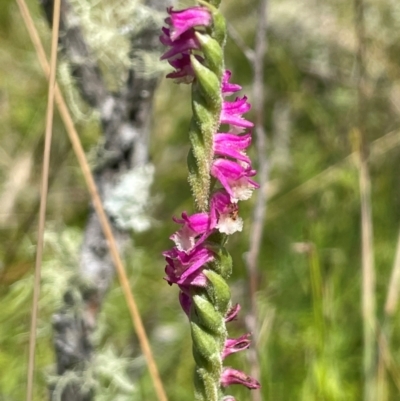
[1,0,400,400]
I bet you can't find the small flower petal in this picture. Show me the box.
[220,96,254,131]
[211,159,259,202]
[179,291,192,317]
[221,367,261,390]
[167,6,212,41]
[214,133,252,164]
[160,29,199,61]
[166,54,203,83]
[170,212,212,253]
[222,334,252,359]
[164,246,214,286]
[210,190,243,235]
[222,70,242,96]
[225,303,241,322]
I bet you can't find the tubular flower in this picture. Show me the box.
[221,368,261,390]
[160,28,200,61]
[222,334,252,359]
[171,211,211,253]
[161,2,260,399]
[225,303,241,322]
[220,96,254,132]
[210,190,243,235]
[222,70,242,96]
[165,6,212,41]
[160,6,212,83]
[213,133,252,164]
[211,159,259,203]
[164,246,214,286]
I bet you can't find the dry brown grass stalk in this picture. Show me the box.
[16,1,168,400]
[26,0,61,399]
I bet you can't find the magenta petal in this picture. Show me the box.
[220,96,254,130]
[166,54,197,83]
[178,248,214,282]
[225,303,241,322]
[161,31,199,60]
[210,190,233,226]
[211,159,259,202]
[222,70,242,96]
[173,212,210,231]
[170,212,212,253]
[214,133,252,164]
[178,271,208,287]
[222,334,252,359]
[209,190,243,235]
[179,291,192,317]
[221,367,261,390]
[167,6,212,41]
[164,246,214,286]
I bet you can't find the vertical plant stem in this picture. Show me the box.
[308,245,324,349]
[26,0,61,400]
[245,0,268,400]
[384,229,400,318]
[378,228,400,400]
[16,2,168,400]
[354,0,376,399]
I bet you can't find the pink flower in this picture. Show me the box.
[160,28,199,61]
[165,6,211,41]
[211,159,259,203]
[222,334,252,359]
[221,367,261,390]
[213,133,252,164]
[220,96,254,132]
[222,70,242,96]
[164,246,214,286]
[225,303,241,322]
[210,190,243,235]
[179,291,192,317]
[166,54,198,83]
[170,211,211,253]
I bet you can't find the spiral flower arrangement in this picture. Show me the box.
[160,2,261,400]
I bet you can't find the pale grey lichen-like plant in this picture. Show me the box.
[160,1,261,400]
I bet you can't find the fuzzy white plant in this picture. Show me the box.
[104,164,156,232]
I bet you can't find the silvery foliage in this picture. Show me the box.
[104,164,155,232]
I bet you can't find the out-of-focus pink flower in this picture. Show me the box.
[225,303,241,322]
[222,334,252,359]
[179,291,192,317]
[221,367,261,390]
[160,28,199,61]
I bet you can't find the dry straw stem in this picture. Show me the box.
[384,229,400,317]
[377,326,400,393]
[378,229,400,401]
[15,1,168,400]
[26,0,61,400]
[354,0,377,398]
[356,129,377,401]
